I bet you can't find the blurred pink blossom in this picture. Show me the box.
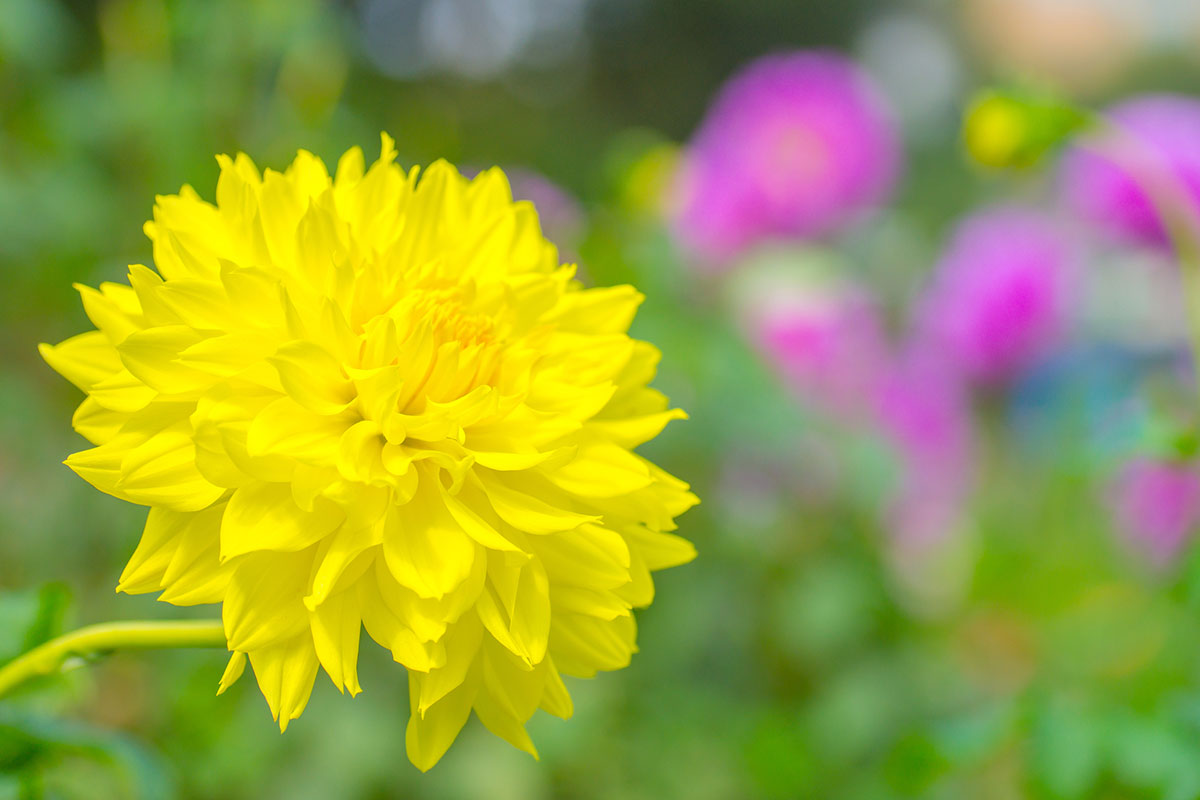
[750,274,889,419]
[917,206,1077,383]
[1060,94,1200,249]
[1110,457,1200,565]
[743,254,976,547]
[671,51,901,265]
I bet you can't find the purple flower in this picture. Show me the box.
[874,347,974,547]
[1060,94,1200,248]
[671,51,901,265]
[1110,457,1200,565]
[916,206,1077,383]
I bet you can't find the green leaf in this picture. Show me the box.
[19,584,72,654]
[0,710,175,800]
[1029,697,1102,799]
[0,594,42,664]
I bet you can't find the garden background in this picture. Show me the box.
[6,0,1200,797]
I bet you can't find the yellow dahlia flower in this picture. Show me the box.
[40,135,697,769]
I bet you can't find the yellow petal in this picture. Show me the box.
[118,505,191,595]
[117,430,225,512]
[477,473,598,535]
[538,657,573,720]
[475,552,549,666]
[416,613,483,714]
[76,282,142,345]
[613,546,654,608]
[269,340,355,414]
[406,670,477,772]
[531,524,631,591]
[542,284,643,334]
[309,587,363,695]
[382,487,478,600]
[551,584,632,621]
[622,525,698,571]
[221,482,343,559]
[246,396,352,463]
[153,279,234,330]
[71,397,125,445]
[217,651,246,695]
[117,325,211,393]
[223,551,311,652]
[337,420,389,484]
[39,332,123,393]
[473,640,547,757]
[472,691,538,759]
[550,612,636,678]
[64,440,131,502]
[543,439,652,498]
[153,503,230,605]
[359,580,444,671]
[304,525,381,609]
[588,408,687,449]
[86,369,156,413]
[178,332,280,378]
[247,633,320,732]
[440,483,521,553]
[373,551,486,643]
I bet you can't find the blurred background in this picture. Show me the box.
[7,0,1200,797]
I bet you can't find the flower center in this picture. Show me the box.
[396,286,497,349]
[754,123,830,201]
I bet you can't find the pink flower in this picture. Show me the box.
[917,206,1077,382]
[736,250,888,420]
[751,274,889,419]
[671,51,901,264]
[1060,94,1200,249]
[1110,458,1200,565]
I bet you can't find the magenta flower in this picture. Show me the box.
[1110,458,1200,566]
[916,206,1077,383]
[1060,94,1200,248]
[874,347,974,547]
[671,51,901,264]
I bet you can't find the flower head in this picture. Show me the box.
[1110,457,1200,566]
[1060,94,1200,248]
[670,51,901,264]
[916,206,1077,382]
[40,135,697,770]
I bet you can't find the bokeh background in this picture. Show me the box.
[7,0,1200,797]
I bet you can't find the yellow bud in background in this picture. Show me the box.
[961,87,1091,171]
[964,92,1028,169]
[622,142,681,217]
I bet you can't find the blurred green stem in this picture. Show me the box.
[0,620,225,700]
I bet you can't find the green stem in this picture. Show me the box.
[0,620,226,700]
